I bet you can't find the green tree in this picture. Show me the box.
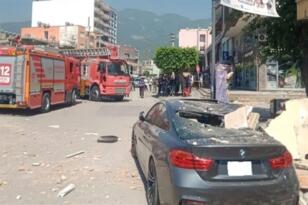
[248,0,308,95]
[154,47,199,73]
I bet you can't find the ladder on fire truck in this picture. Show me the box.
[60,48,111,58]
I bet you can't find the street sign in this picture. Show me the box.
[220,0,279,17]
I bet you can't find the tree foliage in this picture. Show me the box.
[154,47,199,73]
[247,0,308,94]
[248,0,303,62]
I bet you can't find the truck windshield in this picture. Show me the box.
[107,63,129,76]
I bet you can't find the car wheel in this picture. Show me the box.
[147,159,160,205]
[41,93,51,113]
[90,86,100,101]
[131,132,137,158]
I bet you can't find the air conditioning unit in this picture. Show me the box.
[258,34,268,42]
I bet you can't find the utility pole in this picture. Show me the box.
[211,0,216,100]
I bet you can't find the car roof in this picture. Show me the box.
[164,99,243,116]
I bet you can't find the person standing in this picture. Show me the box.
[149,78,153,92]
[215,60,233,103]
[153,77,158,94]
[139,77,146,98]
[158,74,163,96]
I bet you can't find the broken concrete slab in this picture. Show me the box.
[265,98,308,160]
[247,112,260,130]
[224,105,252,129]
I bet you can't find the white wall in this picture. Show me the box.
[32,0,95,31]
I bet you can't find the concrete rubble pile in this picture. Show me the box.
[265,98,308,204]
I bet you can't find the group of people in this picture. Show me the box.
[136,73,196,98]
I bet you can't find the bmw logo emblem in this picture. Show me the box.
[240,149,246,159]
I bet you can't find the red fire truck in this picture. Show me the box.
[0,46,80,112]
[61,48,132,101]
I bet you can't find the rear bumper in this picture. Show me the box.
[163,167,299,205]
[172,185,298,205]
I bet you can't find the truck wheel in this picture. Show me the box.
[41,93,51,113]
[90,86,100,101]
[71,89,77,105]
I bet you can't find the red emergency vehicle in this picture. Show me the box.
[0,46,80,112]
[61,47,131,101]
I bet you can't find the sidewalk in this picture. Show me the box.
[197,88,306,107]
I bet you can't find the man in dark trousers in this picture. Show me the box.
[139,77,146,98]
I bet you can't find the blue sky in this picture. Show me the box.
[0,0,211,23]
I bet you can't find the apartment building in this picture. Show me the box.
[31,0,117,45]
[179,28,212,54]
[21,25,97,49]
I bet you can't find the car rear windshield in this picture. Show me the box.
[172,111,225,139]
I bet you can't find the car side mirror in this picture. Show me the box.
[139,112,145,121]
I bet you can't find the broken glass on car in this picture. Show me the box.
[173,103,278,146]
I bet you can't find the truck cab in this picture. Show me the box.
[80,58,131,101]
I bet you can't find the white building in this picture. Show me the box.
[32,0,117,45]
[179,28,212,54]
[143,60,160,76]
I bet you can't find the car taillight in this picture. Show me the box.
[169,150,213,171]
[269,151,293,169]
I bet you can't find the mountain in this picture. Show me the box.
[0,21,31,33]
[0,9,211,60]
[117,9,211,60]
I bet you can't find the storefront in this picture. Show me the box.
[233,33,258,90]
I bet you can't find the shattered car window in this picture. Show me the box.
[173,111,224,140]
[173,109,278,145]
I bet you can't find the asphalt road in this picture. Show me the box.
[0,91,157,205]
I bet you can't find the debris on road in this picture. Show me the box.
[65,150,85,159]
[32,162,41,167]
[61,175,67,181]
[130,186,137,190]
[85,132,99,136]
[52,188,59,192]
[57,184,76,198]
[18,166,26,172]
[16,195,22,200]
[0,180,8,186]
[48,125,60,129]
[97,135,118,143]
